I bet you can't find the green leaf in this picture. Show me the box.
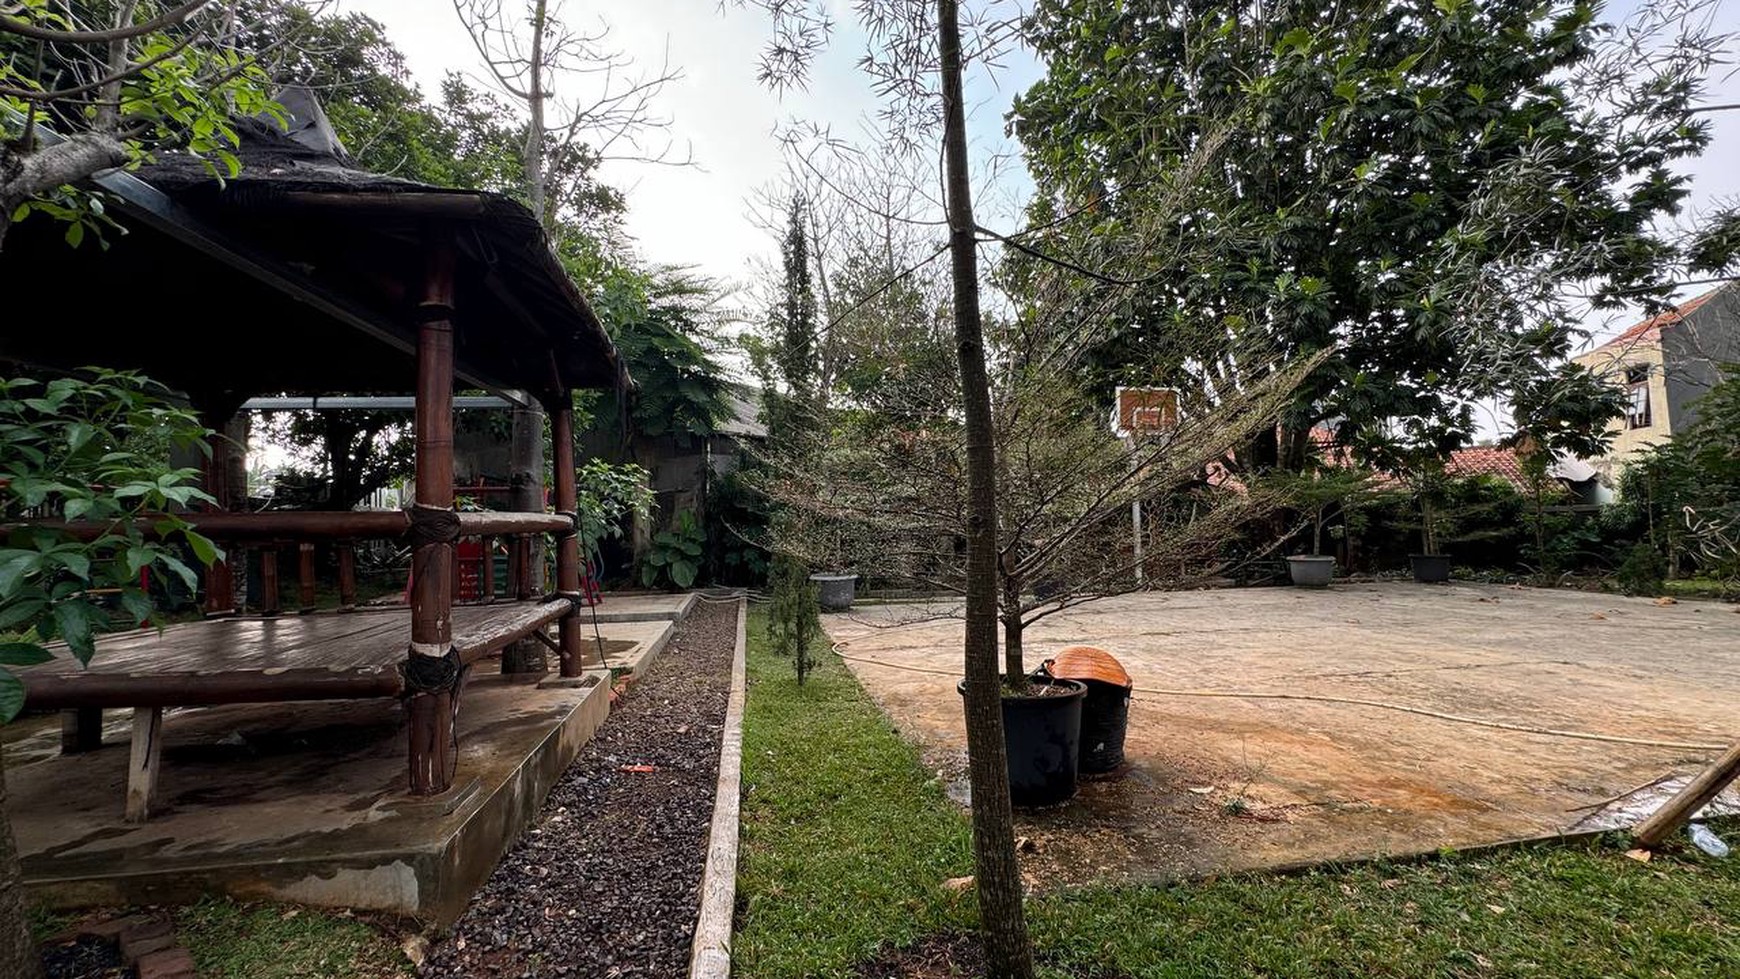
[0,598,46,631]
[0,642,51,667]
[0,670,23,724]
[119,588,153,627]
[183,530,220,567]
[154,551,199,593]
[50,547,91,581]
[670,559,698,589]
[0,549,41,598]
[52,600,96,665]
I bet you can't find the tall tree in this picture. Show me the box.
[1010,0,1726,473]
[452,0,685,239]
[732,1,1036,972]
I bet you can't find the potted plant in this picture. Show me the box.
[1279,467,1368,587]
[1365,417,1466,584]
[806,526,858,611]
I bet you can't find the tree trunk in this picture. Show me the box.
[936,2,1033,977]
[525,0,550,228]
[1002,569,1024,686]
[0,758,46,979]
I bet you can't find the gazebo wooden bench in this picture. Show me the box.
[0,88,630,821]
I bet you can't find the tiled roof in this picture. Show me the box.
[1591,286,1726,353]
[1445,445,1529,491]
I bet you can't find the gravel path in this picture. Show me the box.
[422,600,737,978]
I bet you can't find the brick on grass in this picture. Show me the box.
[135,946,198,979]
[77,913,156,941]
[119,920,177,963]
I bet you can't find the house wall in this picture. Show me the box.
[1572,340,1671,485]
[1662,288,1740,433]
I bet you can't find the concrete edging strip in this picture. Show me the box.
[688,597,748,979]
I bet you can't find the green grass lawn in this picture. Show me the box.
[734,608,1740,978]
[31,898,409,978]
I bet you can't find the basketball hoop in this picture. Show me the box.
[1111,387,1179,439]
[1109,387,1180,587]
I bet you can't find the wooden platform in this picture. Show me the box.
[18,600,572,709]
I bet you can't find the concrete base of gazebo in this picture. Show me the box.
[7,661,616,925]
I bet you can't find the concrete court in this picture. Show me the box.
[826,582,1740,887]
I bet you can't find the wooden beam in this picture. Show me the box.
[124,707,163,823]
[24,668,402,709]
[1634,742,1740,849]
[3,509,570,543]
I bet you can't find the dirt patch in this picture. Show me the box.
[40,936,127,979]
[853,933,1135,979]
[419,600,736,979]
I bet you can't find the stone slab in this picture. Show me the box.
[589,592,697,623]
[8,667,613,925]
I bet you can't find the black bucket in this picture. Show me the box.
[960,677,1086,807]
[1078,679,1131,774]
[1410,553,1451,583]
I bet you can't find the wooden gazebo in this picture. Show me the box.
[0,92,626,816]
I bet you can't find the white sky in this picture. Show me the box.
[342,0,1738,370]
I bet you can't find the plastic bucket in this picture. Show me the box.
[1078,679,1132,774]
[960,677,1087,807]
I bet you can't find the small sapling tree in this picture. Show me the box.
[766,555,820,684]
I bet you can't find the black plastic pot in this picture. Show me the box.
[959,677,1087,807]
[1078,679,1132,774]
[1410,553,1451,583]
[809,573,857,611]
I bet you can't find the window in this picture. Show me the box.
[1625,365,1652,430]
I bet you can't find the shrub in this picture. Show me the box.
[1615,542,1667,597]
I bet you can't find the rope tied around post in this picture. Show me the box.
[553,509,581,539]
[402,645,463,694]
[407,502,461,548]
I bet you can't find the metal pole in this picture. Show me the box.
[1128,436,1144,585]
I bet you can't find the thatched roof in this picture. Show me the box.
[0,88,623,411]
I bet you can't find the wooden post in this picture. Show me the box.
[259,548,280,616]
[407,244,458,796]
[551,400,585,678]
[514,536,534,600]
[1634,741,1740,848]
[510,399,546,591]
[337,542,357,611]
[201,415,237,616]
[124,707,163,823]
[60,707,102,754]
[298,542,317,613]
[480,534,496,603]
